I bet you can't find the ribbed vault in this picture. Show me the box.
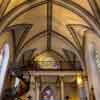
[0,0,100,70]
[1,0,100,99]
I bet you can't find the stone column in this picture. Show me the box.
[83,76,90,100]
[56,76,60,100]
[14,77,20,88]
[77,75,87,100]
[35,76,40,100]
[79,86,87,100]
[60,76,64,100]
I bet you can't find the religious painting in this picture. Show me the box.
[40,86,55,100]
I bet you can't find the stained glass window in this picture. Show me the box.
[40,86,55,100]
[94,48,100,72]
[0,44,9,95]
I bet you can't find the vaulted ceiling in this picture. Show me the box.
[0,0,100,68]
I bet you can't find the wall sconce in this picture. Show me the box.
[77,75,83,86]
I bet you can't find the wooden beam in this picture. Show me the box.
[11,29,16,62]
[47,0,52,49]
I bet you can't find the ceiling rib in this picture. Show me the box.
[62,48,77,67]
[0,0,11,17]
[16,24,33,50]
[50,48,66,61]
[53,0,100,37]
[16,30,47,56]
[66,24,93,31]
[62,49,72,61]
[11,29,16,61]
[51,30,80,54]
[10,28,83,63]
[67,25,82,50]
[88,0,100,23]
[47,0,52,50]
[0,0,47,33]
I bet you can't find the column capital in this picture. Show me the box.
[35,76,41,89]
[60,76,64,100]
[83,75,88,82]
[35,76,41,83]
[59,76,64,81]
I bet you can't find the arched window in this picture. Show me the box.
[93,47,100,72]
[0,43,9,96]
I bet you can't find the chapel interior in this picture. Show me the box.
[0,0,100,100]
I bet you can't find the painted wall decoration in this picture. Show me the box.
[40,86,55,100]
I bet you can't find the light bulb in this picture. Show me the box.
[77,75,83,85]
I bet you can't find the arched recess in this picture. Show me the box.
[15,31,82,67]
[6,23,89,71]
[6,23,83,70]
[85,30,100,100]
[16,31,47,63]
[51,31,83,70]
